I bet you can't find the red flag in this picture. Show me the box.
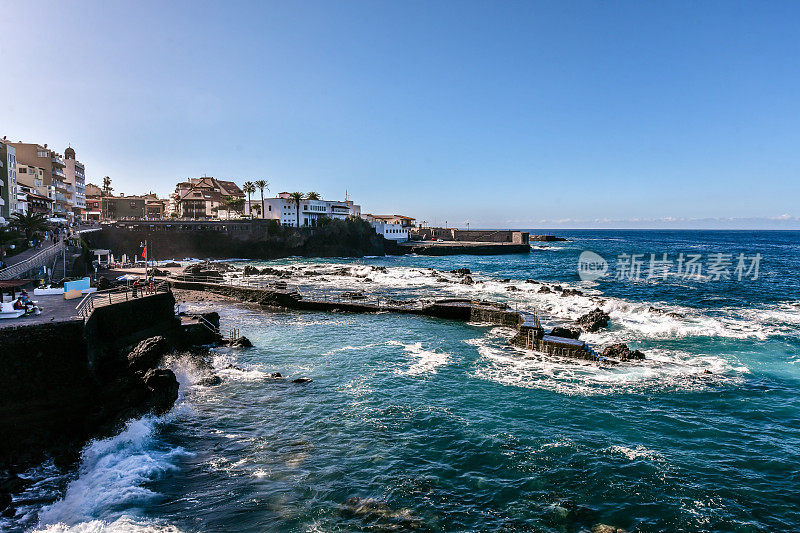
[141,246,147,259]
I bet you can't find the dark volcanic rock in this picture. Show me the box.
[602,343,645,361]
[127,336,171,372]
[506,286,521,292]
[269,372,283,379]
[228,336,253,348]
[198,375,222,386]
[524,279,537,284]
[552,285,563,291]
[292,378,313,384]
[538,286,552,294]
[450,268,471,275]
[143,369,180,414]
[163,262,181,267]
[576,308,610,332]
[460,275,474,285]
[561,289,583,297]
[549,327,581,340]
[242,265,261,276]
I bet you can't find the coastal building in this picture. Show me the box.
[0,140,16,221]
[16,164,51,203]
[10,142,72,221]
[244,193,361,227]
[145,194,167,219]
[82,183,102,221]
[170,177,245,219]
[362,214,416,241]
[63,147,86,219]
[18,184,54,216]
[101,195,147,220]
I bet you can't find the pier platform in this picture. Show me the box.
[398,241,530,255]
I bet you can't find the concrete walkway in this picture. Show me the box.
[0,294,80,328]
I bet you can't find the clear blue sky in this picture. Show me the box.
[2,1,799,228]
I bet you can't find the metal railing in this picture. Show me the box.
[75,281,170,319]
[0,241,65,280]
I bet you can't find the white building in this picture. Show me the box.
[245,192,361,227]
[362,214,416,242]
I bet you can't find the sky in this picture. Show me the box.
[1,0,799,229]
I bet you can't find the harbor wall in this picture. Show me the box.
[0,293,183,469]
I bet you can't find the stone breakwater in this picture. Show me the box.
[168,273,643,365]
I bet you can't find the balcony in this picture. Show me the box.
[52,167,65,178]
[51,155,65,167]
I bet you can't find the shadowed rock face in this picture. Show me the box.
[602,343,646,361]
[576,308,611,332]
[549,327,581,340]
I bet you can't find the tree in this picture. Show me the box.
[0,226,20,260]
[102,176,113,196]
[306,191,321,201]
[254,180,269,219]
[242,181,256,218]
[11,212,50,241]
[289,191,304,227]
[221,196,245,219]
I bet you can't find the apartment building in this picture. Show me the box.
[82,183,102,221]
[63,147,86,218]
[244,192,361,227]
[0,140,16,220]
[10,142,72,220]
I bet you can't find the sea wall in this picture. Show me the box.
[411,228,530,244]
[84,218,389,260]
[0,293,184,469]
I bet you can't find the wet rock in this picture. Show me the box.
[561,288,583,297]
[506,286,521,292]
[602,343,645,361]
[198,375,222,386]
[501,278,511,283]
[552,285,563,291]
[242,265,260,276]
[549,327,581,340]
[371,266,388,273]
[450,268,471,275]
[460,275,475,285]
[340,496,422,527]
[524,279,537,284]
[576,308,610,332]
[538,286,552,294]
[292,378,313,384]
[143,368,180,414]
[127,336,171,372]
[648,306,664,314]
[592,525,629,533]
[228,336,253,348]
[269,372,283,378]
[0,474,32,495]
[667,311,684,319]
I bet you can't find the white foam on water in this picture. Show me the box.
[388,340,450,376]
[605,444,664,462]
[35,417,192,530]
[35,516,182,532]
[468,328,745,396]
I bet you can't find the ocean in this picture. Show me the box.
[7,230,800,532]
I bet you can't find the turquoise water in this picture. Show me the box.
[12,231,800,532]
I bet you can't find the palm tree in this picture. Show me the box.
[306,191,321,200]
[289,191,304,227]
[102,176,113,196]
[11,212,50,241]
[242,182,256,218]
[254,180,268,218]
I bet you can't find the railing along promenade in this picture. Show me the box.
[75,281,171,319]
[0,242,65,280]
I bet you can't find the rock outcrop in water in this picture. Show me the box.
[601,343,645,361]
[549,327,581,340]
[576,308,610,332]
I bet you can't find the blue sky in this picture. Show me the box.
[1,1,799,229]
